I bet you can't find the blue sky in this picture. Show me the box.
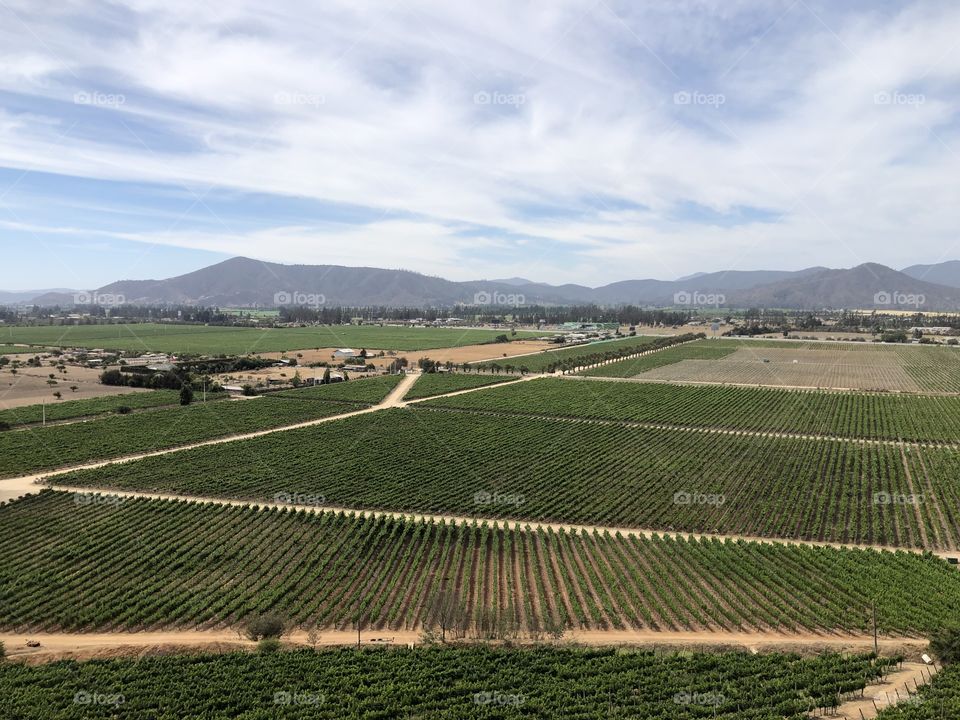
[0,0,958,290]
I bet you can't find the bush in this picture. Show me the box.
[245,612,286,641]
[179,385,194,406]
[257,638,282,654]
[0,640,5,660]
[930,626,960,664]
[0,421,10,432]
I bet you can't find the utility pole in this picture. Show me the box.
[42,397,45,427]
[872,601,878,656]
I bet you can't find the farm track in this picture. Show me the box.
[0,629,932,663]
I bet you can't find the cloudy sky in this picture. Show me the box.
[0,0,958,289]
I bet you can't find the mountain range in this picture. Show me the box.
[11,257,960,310]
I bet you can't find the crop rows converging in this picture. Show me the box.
[0,646,899,720]
[54,408,960,549]
[402,372,518,400]
[421,377,960,443]
[2,492,958,636]
[471,334,699,373]
[579,339,740,377]
[0,394,369,479]
[0,389,184,427]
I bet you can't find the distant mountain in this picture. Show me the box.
[8,258,960,309]
[0,289,77,304]
[902,260,960,289]
[728,263,960,310]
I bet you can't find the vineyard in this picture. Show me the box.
[0,323,546,354]
[56,406,960,549]
[272,374,402,403]
[2,492,959,635]
[471,334,699,373]
[875,663,960,718]
[403,372,518,400]
[421,377,960,443]
[582,339,960,393]
[0,646,900,719]
[0,389,185,427]
[0,394,367,478]
[580,339,739,378]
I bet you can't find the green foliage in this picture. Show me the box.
[930,626,960,665]
[404,372,516,400]
[246,613,287,641]
[256,637,282,654]
[0,390,182,427]
[179,384,194,405]
[0,646,901,718]
[2,492,960,635]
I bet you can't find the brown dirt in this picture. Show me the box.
[0,364,150,410]
[834,662,937,719]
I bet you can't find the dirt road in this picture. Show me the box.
[835,662,936,719]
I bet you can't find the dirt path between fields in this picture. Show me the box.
[0,629,930,665]
[835,662,937,719]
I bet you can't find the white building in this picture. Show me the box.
[334,348,357,359]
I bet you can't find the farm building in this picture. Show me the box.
[334,348,357,359]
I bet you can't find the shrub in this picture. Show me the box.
[115,406,132,415]
[245,612,286,641]
[257,638,282,654]
[930,626,960,665]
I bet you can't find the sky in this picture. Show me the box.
[0,0,958,290]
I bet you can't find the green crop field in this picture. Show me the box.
[272,374,402,404]
[471,333,697,373]
[56,406,960,549]
[0,646,899,719]
[876,663,960,718]
[2,492,958,635]
[403,372,518,400]
[579,339,740,377]
[0,389,185,427]
[0,394,370,478]
[0,323,545,354]
[421,377,960,443]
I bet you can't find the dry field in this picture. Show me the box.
[0,364,148,410]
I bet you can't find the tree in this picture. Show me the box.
[53,391,62,400]
[930,626,960,664]
[244,612,287,641]
[306,626,322,649]
[179,384,194,405]
[429,581,465,642]
[70,385,78,393]
[322,368,331,385]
